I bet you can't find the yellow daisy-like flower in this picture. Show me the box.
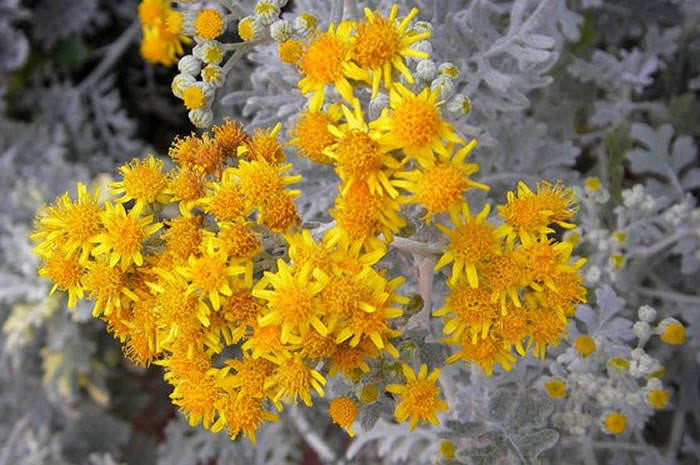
[258,191,301,233]
[162,213,203,260]
[375,82,462,166]
[238,123,286,165]
[524,296,568,359]
[213,119,249,157]
[206,221,261,260]
[91,202,162,270]
[213,392,278,443]
[297,21,361,108]
[177,244,247,311]
[167,166,205,212]
[445,332,516,376]
[235,159,302,208]
[328,340,376,379]
[326,181,405,255]
[141,24,189,67]
[498,181,578,247]
[82,259,139,317]
[325,102,402,197]
[31,182,102,262]
[38,250,85,308]
[289,99,341,165]
[348,5,430,97]
[110,155,168,207]
[395,140,488,223]
[386,364,448,430]
[264,353,327,408]
[138,0,169,27]
[199,168,251,222]
[434,203,503,288]
[253,260,328,344]
[434,282,499,342]
[329,396,358,437]
[221,355,276,398]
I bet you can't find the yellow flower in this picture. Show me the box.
[213,392,278,442]
[82,260,138,317]
[298,21,359,108]
[544,378,567,399]
[138,0,169,27]
[348,5,430,97]
[265,353,326,407]
[602,412,627,435]
[434,283,499,342]
[235,159,301,208]
[213,119,249,157]
[498,181,578,246]
[38,251,85,308]
[221,356,276,398]
[434,203,502,288]
[31,182,102,262]
[162,214,203,259]
[360,384,379,404]
[325,102,402,197]
[258,191,301,233]
[147,267,207,350]
[140,24,188,67]
[207,221,261,260]
[285,229,333,273]
[253,260,327,343]
[659,319,685,345]
[328,340,375,379]
[177,245,247,311]
[395,140,488,223]
[194,9,225,40]
[289,103,340,164]
[329,396,357,437]
[166,166,205,212]
[525,296,568,359]
[386,364,448,430]
[168,133,202,167]
[279,39,304,64]
[440,441,456,459]
[242,322,292,359]
[374,82,462,166]
[646,389,670,409]
[574,334,596,357]
[445,332,516,376]
[326,181,405,255]
[199,168,251,222]
[91,202,162,270]
[110,155,168,207]
[169,369,225,429]
[239,123,286,165]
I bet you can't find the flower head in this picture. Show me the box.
[111,155,168,206]
[265,353,326,407]
[349,5,430,97]
[386,364,448,430]
[91,202,162,270]
[329,396,357,437]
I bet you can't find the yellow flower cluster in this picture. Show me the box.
[138,0,190,66]
[32,3,588,442]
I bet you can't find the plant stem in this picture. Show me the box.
[289,406,338,464]
[391,236,443,256]
[79,21,139,92]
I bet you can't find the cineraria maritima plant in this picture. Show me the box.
[1,1,699,465]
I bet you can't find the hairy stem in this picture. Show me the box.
[289,406,338,463]
[79,21,139,92]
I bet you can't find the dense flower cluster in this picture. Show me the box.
[31,2,588,443]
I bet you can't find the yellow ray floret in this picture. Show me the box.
[110,155,169,207]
